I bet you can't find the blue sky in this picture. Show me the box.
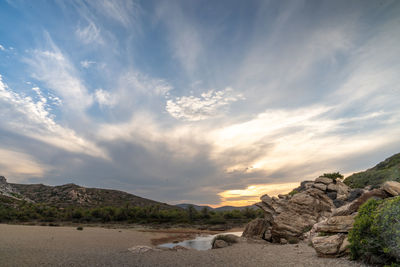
[0,0,399,206]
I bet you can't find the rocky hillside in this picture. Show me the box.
[243,154,400,260]
[0,177,174,209]
[344,152,400,188]
[0,176,31,202]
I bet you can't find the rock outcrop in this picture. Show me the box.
[242,175,400,258]
[311,184,399,257]
[242,218,270,239]
[0,176,31,202]
[243,176,354,242]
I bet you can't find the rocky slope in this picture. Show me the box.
[242,176,356,244]
[0,176,31,202]
[1,176,175,209]
[243,153,400,258]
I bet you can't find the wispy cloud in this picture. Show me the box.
[24,33,93,112]
[0,75,106,159]
[0,44,5,51]
[166,88,244,121]
[80,60,96,68]
[76,21,103,45]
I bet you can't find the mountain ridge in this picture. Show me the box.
[0,177,176,210]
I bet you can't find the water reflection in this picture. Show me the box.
[158,232,242,251]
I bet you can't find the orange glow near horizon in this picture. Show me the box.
[216,182,300,207]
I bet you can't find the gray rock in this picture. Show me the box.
[314,215,355,233]
[382,181,400,196]
[315,177,334,185]
[313,183,327,191]
[312,234,346,256]
[128,245,158,253]
[242,218,270,239]
[212,240,228,249]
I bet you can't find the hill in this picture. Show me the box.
[0,177,175,210]
[344,152,400,188]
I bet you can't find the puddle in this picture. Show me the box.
[158,231,242,251]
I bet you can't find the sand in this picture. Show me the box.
[0,224,366,267]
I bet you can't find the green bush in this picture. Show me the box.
[322,172,344,180]
[348,197,400,265]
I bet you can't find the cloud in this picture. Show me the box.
[80,0,140,28]
[218,182,300,206]
[94,88,115,107]
[0,74,106,159]
[0,147,48,181]
[76,21,103,44]
[155,1,205,74]
[24,33,93,112]
[166,87,244,121]
[80,60,96,68]
[0,44,5,51]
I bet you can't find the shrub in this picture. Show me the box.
[288,189,298,196]
[348,197,400,265]
[76,226,83,230]
[322,172,344,181]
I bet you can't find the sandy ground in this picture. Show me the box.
[0,224,366,267]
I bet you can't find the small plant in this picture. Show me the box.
[76,226,83,230]
[288,189,299,196]
[322,172,344,181]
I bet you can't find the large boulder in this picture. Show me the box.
[312,234,346,257]
[332,189,389,216]
[315,177,334,185]
[382,181,400,196]
[314,215,355,233]
[212,240,228,249]
[255,187,335,242]
[242,218,270,239]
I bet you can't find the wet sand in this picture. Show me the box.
[0,224,365,267]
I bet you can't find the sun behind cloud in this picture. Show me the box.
[218,182,300,207]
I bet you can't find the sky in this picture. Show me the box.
[0,0,400,207]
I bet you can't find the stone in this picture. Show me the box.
[280,238,288,244]
[212,240,228,249]
[382,181,400,196]
[315,177,334,185]
[333,189,389,216]
[347,188,364,202]
[264,229,272,241]
[128,246,157,253]
[313,183,327,191]
[314,215,355,233]
[333,199,346,208]
[338,237,350,254]
[312,234,345,256]
[326,192,337,200]
[260,194,274,206]
[242,218,270,239]
[172,245,189,251]
[327,181,350,199]
[268,188,335,241]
